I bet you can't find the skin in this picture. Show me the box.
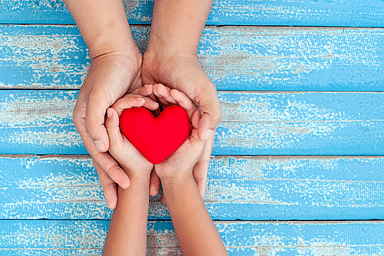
[64,0,222,209]
[64,0,143,210]
[102,87,155,255]
[103,85,227,255]
[153,85,228,255]
[143,0,222,198]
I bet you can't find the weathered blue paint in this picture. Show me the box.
[1,0,384,253]
[199,27,384,91]
[2,0,384,27]
[2,25,384,91]
[214,91,384,155]
[1,156,383,221]
[1,90,383,155]
[0,90,84,154]
[1,220,384,255]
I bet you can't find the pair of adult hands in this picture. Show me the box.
[73,49,222,209]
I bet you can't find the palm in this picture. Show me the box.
[156,129,204,177]
[142,54,220,197]
[73,54,144,209]
[120,135,153,172]
[142,54,206,103]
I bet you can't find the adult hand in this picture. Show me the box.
[141,50,222,198]
[73,53,142,209]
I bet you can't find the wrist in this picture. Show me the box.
[147,0,212,57]
[90,44,142,70]
[90,36,141,59]
[161,174,196,198]
[128,171,151,185]
[146,32,198,60]
[143,46,198,82]
[157,168,193,186]
[120,164,153,183]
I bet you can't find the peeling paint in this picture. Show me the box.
[1,155,383,220]
[2,25,384,90]
[1,91,383,155]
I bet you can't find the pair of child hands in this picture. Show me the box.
[105,84,206,196]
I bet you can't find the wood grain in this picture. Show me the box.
[1,155,383,220]
[1,0,384,27]
[2,25,384,91]
[1,90,383,155]
[1,0,384,253]
[1,220,384,255]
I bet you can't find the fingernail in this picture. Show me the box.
[204,129,213,141]
[107,109,113,117]
[94,140,105,152]
[120,178,130,189]
[107,198,117,210]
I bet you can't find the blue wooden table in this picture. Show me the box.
[1,1,384,255]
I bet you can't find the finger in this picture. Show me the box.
[198,112,219,141]
[85,91,110,152]
[142,84,158,104]
[75,108,129,190]
[94,159,118,210]
[170,89,197,118]
[196,84,222,141]
[105,108,124,146]
[149,171,161,197]
[156,84,178,104]
[191,109,202,129]
[193,130,214,198]
[154,83,177,106]
[131,84,154,96]
[140,96,159,110]
[129,84,160,110]
[112,96,157,116]
[93,150,130,189]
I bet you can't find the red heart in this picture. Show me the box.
[119,106,190,164]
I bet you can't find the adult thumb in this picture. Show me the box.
[196,84,222,141]
[85,93,110,152]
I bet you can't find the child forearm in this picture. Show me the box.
[102,174,150,256]
[162,176,228,256]
[63,0,138,59]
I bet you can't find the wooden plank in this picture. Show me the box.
[0,90,82,154]
[1,155,383,220]
[1,220,384,255]
[1,0,384,27]
[2,25,384,91]
[1,90,383,156]
[216,91,384,155]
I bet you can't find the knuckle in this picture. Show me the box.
[84,120,95,136]
[88,89,104,102]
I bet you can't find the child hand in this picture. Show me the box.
[152,84,206,182]
[105,85,159,181]
[143,53,221,199]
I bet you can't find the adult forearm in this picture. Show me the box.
[102,175,150,256]
[162,176,228,256]
[63,0,138,59]
[148,0,213,55]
